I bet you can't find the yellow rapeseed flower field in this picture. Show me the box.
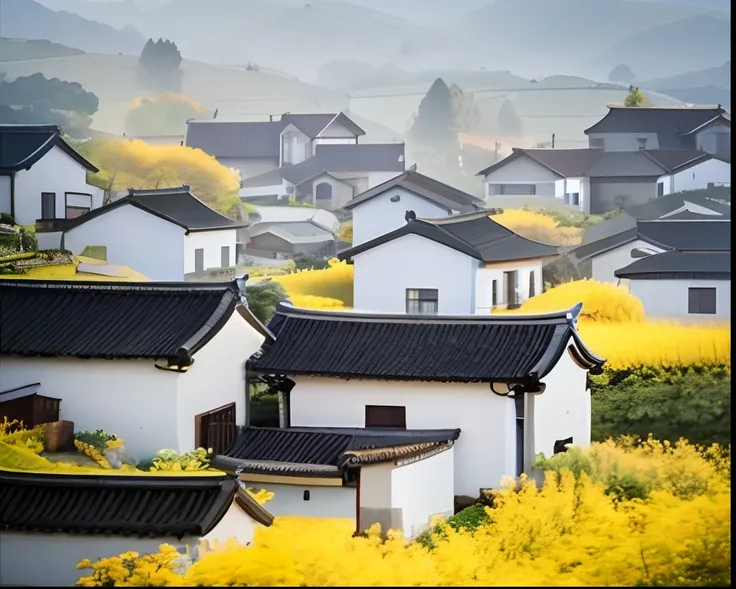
[273,258,354,306]
[490,209,582,246]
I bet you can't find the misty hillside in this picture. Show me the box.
[0,0,145,55]
[593,15,730,79]
[436,0,728,76]
[639,62,730,91]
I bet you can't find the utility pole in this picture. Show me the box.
[552,134,556,148]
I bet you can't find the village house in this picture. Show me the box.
[584,104,730,159]
[213,425,460,539]
[35,186,247,281]
[0,467,274,587]
[476,147,731,214]
[339,210,559,314]
[615,250,730,322]
[233,302,604,534]
[246,220,337,259]
[343,170,485,247]
[571,216,731,284]
[0,279,271,461]
[0,124,103,226]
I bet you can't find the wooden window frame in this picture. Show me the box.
[365,405,407,429]
[194,402,237,452]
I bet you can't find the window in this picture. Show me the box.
[220,246,230,268]
[303,490,311,501]
[365,405,406,429]
[570,192,580,206]
[636,137,648,150]
[488,184,536,196]
[41,192,56,220]
[194,402,236,455]
[194,248,204,273]
[492,280,498,306]
[590,137,605,149]
[406,288,438,315]
[657,182,665,197]
[529,271,536,298]
[65,206,90,219]
[315,182,332,201]
[688,287,716,315]
[281,135,292,164]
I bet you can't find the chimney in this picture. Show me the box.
[405,210,416,223]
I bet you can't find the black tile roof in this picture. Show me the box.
[615,250,731,280]
[184,113,365,159]
[247,303,604,383]
[339,210,560,264]
[62,186,247,233]
[343,170,483,212]
[0,470,238,538]
[584,106,728,148]
[0,124,98,173]
[214,427,461,477]
[637,219,731,251]
[243,143,406,188]
[478,147,712,179]
[249,220,335,245]
[0,280,244,365]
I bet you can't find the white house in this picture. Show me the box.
[38,186,247,281]
[0,468,274,587]
[0,279,271,461]
[0,124,103,226]
[572,218,730,284]
[477,147,730,215]
[584,105,730,160]
[339,210,560,314]
[343,170,485,247]
[213,425,459,539]
[615,250,731,322]
[242,303,605,511]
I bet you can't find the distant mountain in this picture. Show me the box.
[657,86,730,109]
[631,0,730,12]
[437,0,728,75]
[0,0,146,56]
[592,15,730,79]
[639,62,730,91]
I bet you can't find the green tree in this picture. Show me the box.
[245,280,289,324]
[138,38,183,93]
[408,78,458,150]
[624,86,644,107]
[449,83,481,133]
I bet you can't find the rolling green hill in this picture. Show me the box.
[0,38,85,61]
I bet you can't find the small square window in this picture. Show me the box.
[406,288,438,315]
[688,288,716,315]
[365,405,406,429]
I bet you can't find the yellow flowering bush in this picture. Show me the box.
[147,448,212,472]
[288,294,346,310]
[511,279,646,322]
[273,258,353,306]
[0,418,45,454]
[74,439,111,469]
[76,546,184,587]
[490,209,583,246]
[78,439,730,587]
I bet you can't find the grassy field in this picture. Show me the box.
[0,54,348,134]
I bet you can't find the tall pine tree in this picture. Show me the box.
[408,78,457,150]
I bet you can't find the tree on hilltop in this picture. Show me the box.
[409,78,458,150]
[138,38,183,92]
[609,63,636,83]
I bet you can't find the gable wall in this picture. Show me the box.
[624,278,731,321]
[64,204,185,280]
[351,187,451,246]
[185,229,238,274]
[696,124,730,159]
[590,238,666,283]
[352,233,478,314]
[587,132,660,151]
[13,145,101,226]
[664,159,732,194]
[482,155,561,184]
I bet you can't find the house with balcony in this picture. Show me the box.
[477,147,730,214]
[338,210,560,314]
[0,124,103,226]
[584,104,730,160]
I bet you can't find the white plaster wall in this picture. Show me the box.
[0,175,10,214]
[218,157,278,181]
[37,230,63,250]
[476,259,545,314]
[240,183,287,199]
[174,313,263,450]
[626,279,731,320]
[184,229,238,273]
[352,234,478,314]
[289,377,517,497]
[351,187,452,246]
[0,533,196,587]
[391,448,455,538]
[360,462,393,509]
[664,159,731,194]
[587,132,660,151]
[246,483,356,519]
[318,119,359,139]
[64,204,185,280]
[202,502,259,547]
[13,146,97,226]
[528,343,591,460]
[696,124,730,155]
[591,239,666,284]
[367,171,404,189]
[0,357,178,462]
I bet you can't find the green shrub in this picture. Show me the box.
[591,372,731,446]
[447,504,489,532]
[0,212,15,225]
